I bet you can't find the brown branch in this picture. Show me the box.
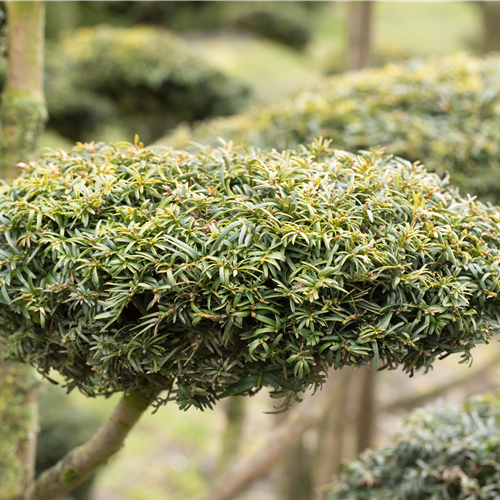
[25,388,158,500]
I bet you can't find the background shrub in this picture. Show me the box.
[236,10,311,50]
[1,141,500,410]
[320,391,500,500]
[43,26,250,144]
[165,54,500,202]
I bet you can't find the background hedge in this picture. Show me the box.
[320,391,500,500]
[46,26,250,144]
[165,54,500,202]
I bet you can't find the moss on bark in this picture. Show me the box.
[0,92,46,176]
[0,345,39,500]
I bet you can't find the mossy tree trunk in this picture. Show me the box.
[477,1,500,53]
[0,3,46,498]
[0,346,39,500]
[0,1,47,177]
[346,1,372,70]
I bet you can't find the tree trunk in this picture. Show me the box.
[314,369,354,486]
[478,1,500,53]
[202,389,340,500]
[278,435,313,500]
[0,1,47,176]
[355,365,376,453]
[277,398,314,500]
[0,345,39,500]
[216,396,247,477]
[0,3,46,498]
[346,1,372,70]
[25,388,158,500]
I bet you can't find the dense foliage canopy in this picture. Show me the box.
[43,26,249,143]
[1,140,500,409]
[166,54,500,201]
[321,392,500,499]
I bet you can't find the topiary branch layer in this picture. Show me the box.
[1,139,500,410]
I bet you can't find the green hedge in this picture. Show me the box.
[165,54,500,202]
[236,10,311,50]
[320,392,500,500]
[1,140,500,410]
[45,26,250,143]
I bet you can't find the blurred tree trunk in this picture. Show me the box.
[0,1,47,176]
[216,396,247,477]
[278,435,313,500]
[355,365,376,453]
[346,1,372,70]
[314,370,354,486]
[203,391,336,500]
[477,1,500,53]
[0,346,39,500]
[0,2,46,498]
[277,399,314,500]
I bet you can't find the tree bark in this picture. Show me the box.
[216,396,247,477]
[0,4,46,498]
[346,1,372,70]
[0,1,47,176]
[0,345,39,500]
[478,1,500,54]
[25,388,158,500]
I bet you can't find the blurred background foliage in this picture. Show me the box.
[165,53,500,202]
[3,1,500,500]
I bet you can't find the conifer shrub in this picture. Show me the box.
[165,54,500,201]
[320,392,500,500]
[1,139,500,410]
[236,10,311,50]
[45,26,250,143]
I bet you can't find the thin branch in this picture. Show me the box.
[25,388,158,500]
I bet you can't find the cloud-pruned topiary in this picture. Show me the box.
[165,54,500,201]
[45,26,250,144]
[1,139,500,410]
[320,391,500,500]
